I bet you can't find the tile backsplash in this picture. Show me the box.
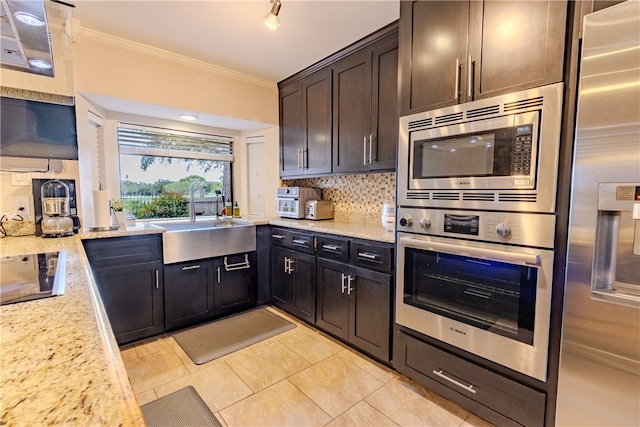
[282,172,396,223]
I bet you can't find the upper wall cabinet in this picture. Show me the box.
[399,0,568,115]
[333,32,399,173]
[278,23,398,179]
[279,68,332,177]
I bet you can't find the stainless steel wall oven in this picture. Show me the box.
[396,207,555,381]
[395,84,564,383]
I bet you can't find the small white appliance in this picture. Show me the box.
[276,187,321,219]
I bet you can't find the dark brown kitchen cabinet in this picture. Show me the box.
[270,246,317,323]
[332,32,398,173]
[164,259,215,330]
[399,0,567,115]
[279,68,332,178]
[165,253,257,330]
[316,258,393,363]
[213,252,257,317]
[83,235,164,344]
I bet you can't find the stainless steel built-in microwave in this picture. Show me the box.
[398,83,563,213]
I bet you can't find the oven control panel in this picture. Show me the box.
[397,207,555,249]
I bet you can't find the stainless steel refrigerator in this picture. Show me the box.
[556,1,640,425]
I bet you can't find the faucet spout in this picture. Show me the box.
[189,181,204,222]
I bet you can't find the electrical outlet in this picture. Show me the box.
[12,196,31,216]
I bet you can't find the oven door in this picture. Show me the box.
[276,197,302,219]
[396,233,553,381]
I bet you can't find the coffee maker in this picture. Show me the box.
[32,178,80,237]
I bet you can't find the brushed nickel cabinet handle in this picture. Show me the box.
[181,264,200,271]
[347,275,354,295]
[217,266,221,284]
[341,273,348,293]
[369,134,373,164]
[155,270,159,289]
[432,369,477,394]
[363,136,367,165]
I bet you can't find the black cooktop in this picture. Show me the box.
[0,251,66,305]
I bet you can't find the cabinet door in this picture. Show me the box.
[316,258,350,340]
[469,0,567,100]
[332,48,372,173]
[399,0,469,115]
[370,33,399,171]
[93,262,164,344]
[270,246,291,309]
[349,265,392,362]
[279,81,304,177]
[214,252,256,316]
[164,260,215,330]
[303,69,333,176]
[289,251,317,323]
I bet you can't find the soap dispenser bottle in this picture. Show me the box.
[225,198,232,217]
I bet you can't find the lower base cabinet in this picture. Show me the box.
[394,329,546,427]
[213,252,257,317]
[83,235,164,345]
[164,260,216,330]
[165,252,257,330]
[316,258,392,362]
[270,246,316,323]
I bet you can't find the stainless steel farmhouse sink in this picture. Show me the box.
[155,219,256,264]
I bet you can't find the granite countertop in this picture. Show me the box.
[0,235,144,426]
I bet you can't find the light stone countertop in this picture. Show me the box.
[0,234,145,426]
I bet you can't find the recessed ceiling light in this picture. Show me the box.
[180,114,198,121]
[28,59,52,69]
[13,12,45,27]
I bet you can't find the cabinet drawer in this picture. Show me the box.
[316,235,349,263]
[350,241,393,272]
[397,331,545,427]
[83,235,162,268]
[290,231,315,254]
[270,228,292,247]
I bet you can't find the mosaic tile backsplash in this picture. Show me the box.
[282,172,396,223]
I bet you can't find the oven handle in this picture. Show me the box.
[399,236,541,266]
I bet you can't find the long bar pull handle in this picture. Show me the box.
[303,148,308,169]
[284,257,290,273]
[357,252,378,260]
[432,369,477,394]
[322,244,340,252]
[399,236,541,266]
[454,58,460,101]
[467,55,474,99]
[288,258,295,273]
[181,264,201,271]
[271,234,286,240]
[347,275,354,296]
[216,266,221,284]
[368,134,373,164]
[155,270,159,289]
[341,273,348,293]
[363,136,368,165]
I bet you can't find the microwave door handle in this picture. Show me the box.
[454,58,460,102]
[399,236,540,266]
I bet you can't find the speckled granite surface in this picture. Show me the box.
[0,235,145,426]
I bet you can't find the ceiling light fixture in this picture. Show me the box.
[28,59,52,69]
[13,11,45,27]
[264,0,281,29]
[179,114,198,121]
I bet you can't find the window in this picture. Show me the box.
[117,123,233,219]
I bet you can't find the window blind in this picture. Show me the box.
[117,123,234,162]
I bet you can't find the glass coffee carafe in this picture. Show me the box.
[40,180,74,237]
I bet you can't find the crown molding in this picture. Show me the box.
[79,28,277,90]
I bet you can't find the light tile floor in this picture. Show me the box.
[121,306,494,427]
